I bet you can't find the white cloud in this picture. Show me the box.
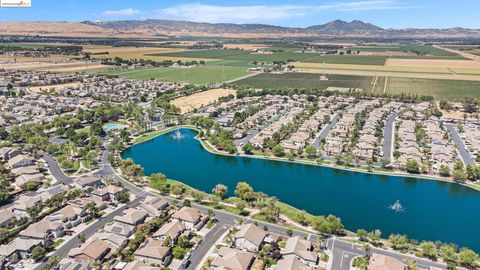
[101,8,140,17]
[150,1,418,23]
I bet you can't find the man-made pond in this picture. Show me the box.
[121,128,480,251]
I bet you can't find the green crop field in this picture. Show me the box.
[233,73,376,90]
[349,44,465,59]
[150,49,312,62]
[300,55,387,65]
[98,65,249,85]
[377,77,480,99]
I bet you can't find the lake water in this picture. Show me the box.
[121,128,480,251]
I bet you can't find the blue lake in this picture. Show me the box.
[122,128,480,251]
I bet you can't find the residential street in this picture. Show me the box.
[39,151,74,185]
[382,112,397,162]
[312,112,342,149]
[445,123,476,165]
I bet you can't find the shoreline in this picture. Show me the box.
[128,125,480,192]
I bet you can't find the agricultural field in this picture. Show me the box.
[98,65,249,85]
[300,55,388,65]
[378,77,480,99]
[349,44,464,59]
[148,49,312,62]
[234,73,376,90]
[171,88,236,114]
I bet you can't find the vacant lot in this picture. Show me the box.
[378,77,480,99]
[234,73,375,90]
[99,65,249,85]
[172,88,236,114]
[300,55,387,65]
[29,82,81,92]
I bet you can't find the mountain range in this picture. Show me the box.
[1,19,480,39]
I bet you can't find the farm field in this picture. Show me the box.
[98,65,249,85]
[300,55,387,65]
[233,73,376,90]
[349,44,464,59]
[88,46,213,62]
[378,77,480,99]
[171,88,236,114]
[148,49,312,62]
[29,82,82,92]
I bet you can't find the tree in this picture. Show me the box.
[296,210,308,225]
[389,234,408,250]
[78,233,86,243]
[457,248,479,269]
[420,241,437,260]
[212,184,228,200]
[305,145,317,157]
[85,202,99,219]
[440,244,457,264]
[236,201,247,215]
[183,199,191,207]
[234,182,254,201]
[115,191,130,203]
[405,160,420,174]
[439,165,451,177]
[286,228,293,237]
[42,255,61,270]
[452,169,466,182]
[242,142,254,154]
[272,144,285,157]
[31,246,46,262]
[357,229,368,241]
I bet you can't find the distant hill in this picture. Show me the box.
[1,19,480,39]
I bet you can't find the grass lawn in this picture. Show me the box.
[234,73,376,90]
[98,65,249,85]
[51,239,65,248]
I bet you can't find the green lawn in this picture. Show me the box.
[234,73,376,90]
[98,65,249,85]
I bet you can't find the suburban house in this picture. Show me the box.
[234,223,267,252]
[141,196,169,217]
[104,221,136,238]
[120,260,158,270]
[0,209,17,227]
[11,195,42,217]
[276,256,318,270]
[113,208,149,226]
[47,204,88,229]
[68,238,115,264]
[15,173,44,187]
[38,184,67,202]
[74,175,103,189]
[19,220,64,247]
[282,236,318,266]
[152,220,186,241]
[92,232,128,249]
[70,197,107,211]
[0,147,20,160]
[134,238,172,266]
[58,258,92,270]
[171,206,204,230]
[368,253,406,270]
[211,247,255,270]
[7,154,34,168]
[91,185,125,201]
[0,238,42,262]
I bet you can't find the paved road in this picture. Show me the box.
[382,113,397,162]
[311,112,342,149]
[39,151,73,185]
[234,129,259,146]
[445,124,476,166]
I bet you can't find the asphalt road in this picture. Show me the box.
[39,151,74,185]
[382,112,397,162]
[311,112,341,150]
[234,129,259,146]
[445,124,476,165]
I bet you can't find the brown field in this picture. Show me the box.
[385,58,480,68]
[171,88,236,114]
[223,43,270,50]
[37,64,107,72]
[83,46,180,54]
[358,51,414,57]
[29,82,81,92]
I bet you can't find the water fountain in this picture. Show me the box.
[389,200,405,212]
[171,128,185,140]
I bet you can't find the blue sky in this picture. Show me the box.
[0,0,479,29]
